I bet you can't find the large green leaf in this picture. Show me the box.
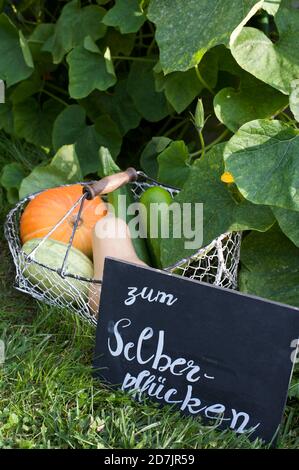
[160,143,274,267]
[231,0,299,94]
[271,206,299,247]
[98,146,120,177]
[52,105,86,152]
[19,144,82,199]
[80,79,141,135]
[212,44,243,75]
[262,0,281,15]
[147,0,262,73]
[157,141,191,188]
[98,27,135,57]
[75,115,122,176]
[19,30,34,69]
[158,55,218,113]
[140,136,171,178]
[239,224,299,307]
[102,79,141,134]
[1,162,27,190]
[50,144,82,181]
[127,61,170,122]
[43,0,107,64]
[52,105,122,176]
[224,119,299,211]
[19,166,69,199]
[13,98,63,148]
[10,72,42,104]
[0,100,14,133]
[290,79,299,122]
[214,73,287,131]
[94,115,122,159]
[0,14,34,86]
[67,38,116,99]
[29,23,55,45]
[28,23,55,65]
[103,0,146,33]
[72,126,101,177]
[27,23,57,78]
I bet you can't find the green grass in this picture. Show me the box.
[0,200,298,449]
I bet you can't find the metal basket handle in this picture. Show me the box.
[83,167,138,200]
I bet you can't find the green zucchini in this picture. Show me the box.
[99,148,151,265]
[139,186,172,268]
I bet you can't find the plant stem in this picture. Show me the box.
[28,39,44,44]
[137,29,144,48]
[158,117,173,136]
[280,111,292,122]
[42,89,68,107]
[147,38,156,56]
[177,122,190,140]
[44,7,58,23]
[112,55,156,62]
[148,21,156,35]
[137,33,155,38]
[279,111,298,128]
[190,129,229,158]
[199,131,205,158]
[164,119,189,137]
[46,82,69,97]
[195,64,214,95]
[21,19,39,25]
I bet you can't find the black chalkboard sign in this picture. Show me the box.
[94,258,299,444]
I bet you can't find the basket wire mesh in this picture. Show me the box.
[4,174,241,326]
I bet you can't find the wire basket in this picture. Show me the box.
[4,172,241,326]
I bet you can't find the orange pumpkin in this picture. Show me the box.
[20,185,107,258]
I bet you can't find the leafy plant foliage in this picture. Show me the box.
[0,0,299,306]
